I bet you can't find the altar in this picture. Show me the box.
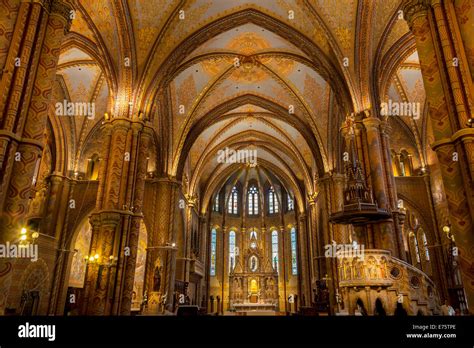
[233,302,277,312]
[227,229,280,312]
[228,251,279,311]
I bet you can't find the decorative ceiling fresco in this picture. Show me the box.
[54,46,110,173]
[384,50,426,171]
[51,0,422,209]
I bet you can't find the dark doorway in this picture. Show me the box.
[21,291,40,315]
[374,298,386,316]
[355,298,368,316]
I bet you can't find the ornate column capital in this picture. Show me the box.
[48,172,65,183]
[402,0,430,26]
[110,118,133,132]
[184,194,197,208]
[90,211,122,228]
[30,0,52,10]
[332,173,346,183]
[131,121,144,134]
[362,115,381,130]
[50,0,73,32]
[308,192,318,205]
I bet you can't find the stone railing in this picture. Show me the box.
[336,249,440,315]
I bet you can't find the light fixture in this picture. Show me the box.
[20,227,27,235]
[467,118,473,128]
[94,254,99,260]
[171,242,176,248]
[31,232,39,239]
[442,225,451,233]
[20,235,27,241]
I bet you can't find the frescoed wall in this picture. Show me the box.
[132,222,147,310]
[68,219,92,288]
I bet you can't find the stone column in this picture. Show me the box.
[220,225,227,314]
[315,175,336,314]
[279,225,288,312]
[182,197,196,284]
[308,194,321,283]
[0,0,72,242]
[404,0,474,311]
[331,173,348,244]
[83,119,153,315]
[42,174,66,236]
[362,117,389,210]
[452,0,474,88]
[362,116,398,257]
[0,0,72,313]
[297,214,311,306]
[430,0,474,190]
[198,214,207,304]
[47,175,75,315]
[240,226,246,267]
[84,212,121,315]
[145,177,181,313]
[380,121,407,261]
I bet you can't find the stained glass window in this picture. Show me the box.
[228,186,238,214]
[287,194,294,211]
[229,231,236,272]
[269,186,279,214]
[421,230,430,261]
[290,227,298,275]
[248,185,259,215]
[213,193,219,212]
[210,228,217,276]
[410,232,421,263]
[271,230,279,273]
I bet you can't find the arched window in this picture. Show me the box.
[399,157,406,177]
[86,154,100,180]
[31,157,41,186]
[213,193,220,212]
[248,185,259,215]
[290,227,298,275]
[268,186,279,214]
[414,234,421,263]
[409,231,421,264]
[229,231,236,272]
[210,228,217,276]
[271,230,279,272]
[420,230,430,261]
[228,186,238,214]
[287,194,294,211]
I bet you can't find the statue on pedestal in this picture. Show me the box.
[153,266,162,292]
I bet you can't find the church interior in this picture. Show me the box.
[0,0,473,317]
